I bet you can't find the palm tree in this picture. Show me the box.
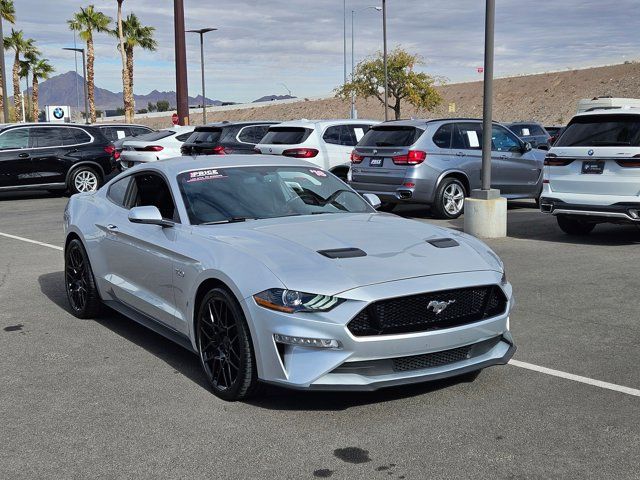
[0,0,16,119]
[4,30,37,121]
[68,5,111,123]
[113,12,157,122]
[115,0,131,122]
[30,56,54,122]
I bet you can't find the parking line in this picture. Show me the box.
[509,359,640,397]
[0,232,63,251]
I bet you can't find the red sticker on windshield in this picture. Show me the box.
[185,169,226,182]
[309,169,327,177]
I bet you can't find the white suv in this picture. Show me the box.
[540,107,640,234]
[255,119,379,180]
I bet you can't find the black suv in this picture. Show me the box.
[0,123,117,195]
[181,121,278,155]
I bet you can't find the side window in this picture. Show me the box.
[70,128,92,144]
[432,123,453,149]
[455,123,483,150]
[31,127,64,148]
[175,132,192,142]
[351,125,371,143]
[530,125,546,136]
[251,125,270,143]
[131,127,150,137]
[492,126,521,152]
[107,176,132,207]
[130,173,178,221]
[0,128,30,149]
[323,125,355,146]
[238,125,270,144]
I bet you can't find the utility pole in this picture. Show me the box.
[0,15,9,122]
[174,0,189,125]
[382,0,388,121]
[343,0,347,86]
[480,0,495,191]
[63,48,89,124]
[351,10,355,119]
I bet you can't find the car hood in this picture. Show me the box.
[198,213,502,296]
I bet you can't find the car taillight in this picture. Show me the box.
[544,154,573,166]
[104,145,120,160]
[350,151,364,163]
[392,150,426,165]
[616,155,640,168]
[282,148,318,158]
[209,145,227,155]
[142,145,164,152]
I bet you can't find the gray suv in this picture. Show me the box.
[349,119,545,218]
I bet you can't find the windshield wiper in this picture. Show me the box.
[200,216,256,225]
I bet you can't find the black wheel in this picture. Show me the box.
[64,239,102,318]
[196,288,259,401]
[433,177,466,219]
[556,215,595,235]
[69,166,101,195]
[377,202,397,212]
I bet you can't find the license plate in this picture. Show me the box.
[582,161,604,174]
[369,158,383,167]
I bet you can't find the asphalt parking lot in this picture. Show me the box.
[1,192,639,479]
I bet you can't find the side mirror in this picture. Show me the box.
[128,206,174,227]
[537,144,549,151]
[363,193,382,209]
[521,141,532,153]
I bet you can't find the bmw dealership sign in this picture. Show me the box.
[45,105,71,123]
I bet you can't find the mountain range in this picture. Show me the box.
[27,71,295,112]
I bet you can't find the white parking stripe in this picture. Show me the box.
[0,232,63,251]
[509,359,640,397]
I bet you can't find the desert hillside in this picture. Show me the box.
[129,62,640,129]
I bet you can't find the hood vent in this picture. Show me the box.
[427,238,459,248]
[318,248,367,259]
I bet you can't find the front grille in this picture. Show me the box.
[347,285,507,337]
[392,345,472,372]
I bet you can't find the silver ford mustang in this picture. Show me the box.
[63,155,515,401]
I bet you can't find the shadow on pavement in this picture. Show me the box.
[0,191,66,202]
[37,270,475,410]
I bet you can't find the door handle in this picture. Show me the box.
[455,152,465,157]
[18,152,29,158]
[106,224,118,231]
[499,155,508,159]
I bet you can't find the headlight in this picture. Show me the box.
[253,289,343,313]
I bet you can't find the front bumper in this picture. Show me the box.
[242,270,514,391]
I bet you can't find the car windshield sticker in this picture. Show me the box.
[354,128,365,141]
[116,130,126,139]
[466,130,480,148]
[184,169,227,183]
[309,169,327,177]
[522,128,531,136]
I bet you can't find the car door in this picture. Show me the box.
[491,125,541,195]
[453,122,484,190]
[0,127,32,187]
[28,126,79,185]
[321,124,357,169]
[97,171,181,330]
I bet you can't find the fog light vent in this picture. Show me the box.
[273,334,340,349]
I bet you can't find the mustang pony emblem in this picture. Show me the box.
[427,299,456,315]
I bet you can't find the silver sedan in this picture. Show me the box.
[63,155,515,401]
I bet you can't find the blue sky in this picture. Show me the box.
[9,0,640,102]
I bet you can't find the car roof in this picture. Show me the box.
[372,118,502,128]
[98,123,153,128]
[506,121,543,126]
[0,122,96,131]
[270,119,379,129]
[202,121,280,127]
[573,106,640,118]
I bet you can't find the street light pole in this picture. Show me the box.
[382,0,388,121]
[63,48,89,123]
[187,27,217,125]
[0,15,10,122]
[343,0,347,86]
[174,0,189,126]
[351,10,355,119]
[480,0,495,191]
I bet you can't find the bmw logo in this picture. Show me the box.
[587,149,594,156]
[53,107,65,119]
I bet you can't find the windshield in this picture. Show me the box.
[185,129,223,145]
[178,166,373,225]
[555,114,640,147]
[358,126,424,147]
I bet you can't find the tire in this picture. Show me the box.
[68,166,101,195]
[433,177,466,219]
[196,287,259,401]
[556,215,595,235]
[377,202,397,212]
[64,239,103,319]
